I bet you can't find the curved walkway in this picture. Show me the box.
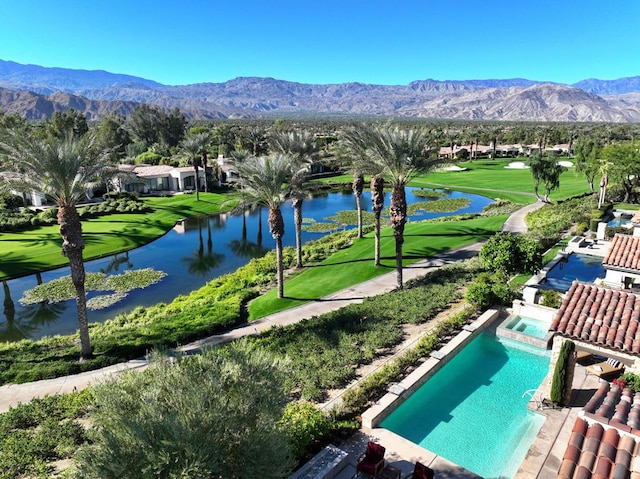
[0,204,539,412]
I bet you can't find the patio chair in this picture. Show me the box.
[355,441,385,478]
[575,350,593,364]
[586,357,624,379]
[402,461,434,479]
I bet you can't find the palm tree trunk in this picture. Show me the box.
[202,154,209,193]
[268,207,285,298]
[371,176,384,266]
[292,196,304,268]
[390,186,407,289]
[193,162,200,201]
[58,204,92,359]
[352,172,364,238]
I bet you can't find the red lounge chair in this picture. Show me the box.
[403,461,434,479]
[356,441,385,478]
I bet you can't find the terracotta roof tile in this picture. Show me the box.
[550,281,640,355]
[558,416,640,477]
[604,234,640,272]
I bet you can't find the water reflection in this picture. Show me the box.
[0,188,493,341]
[180,216,225,276]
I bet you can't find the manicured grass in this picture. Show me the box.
[248,215,507,319]
[414,158,592,203]
[0,192,237,280]
[316,158,592,204]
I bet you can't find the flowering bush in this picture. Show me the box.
[613,378,628,390]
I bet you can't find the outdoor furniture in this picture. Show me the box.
[355,441,386,478]
[576,350,593,363]
[402,462,434,479]
[586,358,624,379]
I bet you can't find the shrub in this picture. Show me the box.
[540,289,562,308]
[550,340,574,405]
[134,151,163,165]
[280,401,332,460]
[619,372,640,393]
[466,272,514,309]
[575,222,588,235]
[479,232,542,275]
[606,226,631,239]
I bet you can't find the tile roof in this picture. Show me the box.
[603,234,640,272]
[583,382,640,433]
[132,165,174,177]
[549,281,640,355]
[558,416,640,478]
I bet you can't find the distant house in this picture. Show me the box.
[117,164,206,194]
[10,189,48,207]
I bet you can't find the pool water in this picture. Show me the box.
[542,253,605,292]
[504,315,549,339]
[381,332,550,478]
[608,214,633,228]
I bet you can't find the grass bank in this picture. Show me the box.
[248,215,507,319]
[316,158,592,204]
[0,192,236,280]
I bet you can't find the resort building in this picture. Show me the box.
[116,164,207,194]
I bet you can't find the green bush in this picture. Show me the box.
[575,222,588,235]
[540,289,562,308]
[619,372,640,392]
[280,401,332,459]
[466,272,514,309]
[606,226,631,239]
[550,340,574,405]
[134,151,163,165]
[0,389,92,479]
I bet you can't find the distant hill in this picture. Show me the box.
[0,59,639,122]
[572,77,640,95]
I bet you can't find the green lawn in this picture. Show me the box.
[317,158,592,204]
[0,192,237,280]
[248,214,507,319]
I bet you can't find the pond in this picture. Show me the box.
[0,188,493,341]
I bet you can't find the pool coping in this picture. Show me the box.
[360,306,558,478]
[361,307,500,430]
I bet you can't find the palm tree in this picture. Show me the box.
[340,126,386,265]
[180,133,210,200]
[236,154,293,298]
[269,130,316,268]
[0,131,112,359]
[344,123,439,289]
[352,171,365,238]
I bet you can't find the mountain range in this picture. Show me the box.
[1,59,640,122]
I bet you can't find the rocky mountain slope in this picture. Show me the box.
[1,59,639,122]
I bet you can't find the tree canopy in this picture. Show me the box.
[74,340,295,479]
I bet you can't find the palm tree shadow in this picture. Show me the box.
[306,257,396,268]
[281,295,367,301]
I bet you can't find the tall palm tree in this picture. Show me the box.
[345,123,439,289]
[352,171,365,238]
[236,154,293,298]
[269,130,316,268]
[0,131,112,359]
[180,133,210,200]
[340,126,386,265]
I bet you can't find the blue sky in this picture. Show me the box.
[1,0,638,86]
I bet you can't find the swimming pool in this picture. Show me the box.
[608,214,633,228]
[542,253,605,292]
[380,331,550,478]
[503,315,549,340]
